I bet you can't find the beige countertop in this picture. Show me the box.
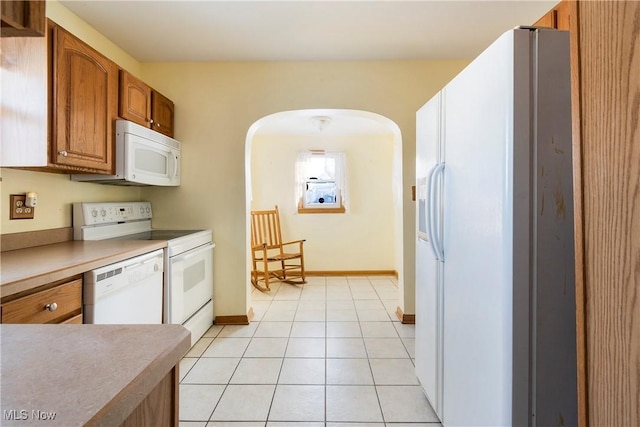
[0,324,190,426]
[0,240,167,299]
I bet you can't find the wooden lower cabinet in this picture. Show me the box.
[1,276,82,324]
[120,368,179,427]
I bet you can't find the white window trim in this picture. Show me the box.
[295,150,347,213]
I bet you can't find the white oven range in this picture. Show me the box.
[73,201,214,346]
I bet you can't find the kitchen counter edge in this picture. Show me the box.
[0,323,191,426]
[0,240,168,299]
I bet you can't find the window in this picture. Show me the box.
[296,150,346,213]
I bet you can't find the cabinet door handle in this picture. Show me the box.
[58,151,68,157]
[45,302,58,312]
[150,119,154,124]
[156,122,160,127]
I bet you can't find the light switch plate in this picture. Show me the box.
[10,194,35,220]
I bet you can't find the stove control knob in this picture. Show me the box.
[140,206,145,214]
[146,207,151,213]
[100,209,107,217]
[91,209,98,218]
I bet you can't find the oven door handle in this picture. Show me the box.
[173,243,214,263]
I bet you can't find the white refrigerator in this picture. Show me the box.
[415,28,577,427]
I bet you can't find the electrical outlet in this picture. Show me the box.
[10,194,35,220]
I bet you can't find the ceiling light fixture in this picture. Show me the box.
[310,115,331,133]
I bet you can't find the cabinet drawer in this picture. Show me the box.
[61,313,83,324]
[1,279,82,324]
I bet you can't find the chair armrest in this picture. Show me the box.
[282,239,306,247]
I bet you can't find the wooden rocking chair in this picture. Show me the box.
[250,205,306,292]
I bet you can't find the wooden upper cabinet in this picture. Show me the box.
[119,70,175,137]
[0,35,48,166]
[119,70,152,127]
[533,1,570,31]
[533,8,557,28]
[51,21,118,173]
[151,90,175,137]
[1,0,45,37]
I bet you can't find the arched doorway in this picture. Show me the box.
[244,109,405,316]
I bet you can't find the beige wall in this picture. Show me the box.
[0,169,141,233]
[45,0,142,78]
[2,0,469,319]
[0,0,143,235]
[251,132,396,271]
[140,60,468,318]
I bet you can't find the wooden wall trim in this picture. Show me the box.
[1,227,73,252]
[215,307,254,325]
[395,306,415,324]
[565,2,588,426]
[306,270,398,278]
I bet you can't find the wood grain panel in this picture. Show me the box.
[533,8,556,28]
[579,2,640,425]
[0,36,47,166]
[119,70,151,127]
[1,0,45,37]
[151,90,175,137]
[551,2,588,425]
[120,368,177,427]
[305,270,398,277]
[61,313,83,324]
[1,278,82,324]
[52,22,117,173]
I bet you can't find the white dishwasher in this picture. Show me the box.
[83,249,164,324]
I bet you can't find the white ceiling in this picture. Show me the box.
[59,0,555,135]
[253,109,398,135]
[60,0,556,62]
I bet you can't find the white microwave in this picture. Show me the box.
[72,120,180,186]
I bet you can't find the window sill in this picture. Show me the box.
[298,206,346,214]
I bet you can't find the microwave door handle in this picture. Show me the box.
[172,153,179,179]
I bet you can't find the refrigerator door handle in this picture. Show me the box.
[430,162,445,261]
[425,164,441,261]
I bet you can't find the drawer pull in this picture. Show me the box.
[45,302,58,312]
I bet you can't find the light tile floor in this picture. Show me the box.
[179,276,441,427]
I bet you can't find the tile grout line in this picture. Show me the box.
[180,276,426,425]
[262,281,290,425]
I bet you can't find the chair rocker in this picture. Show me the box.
[250,205,306,292]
